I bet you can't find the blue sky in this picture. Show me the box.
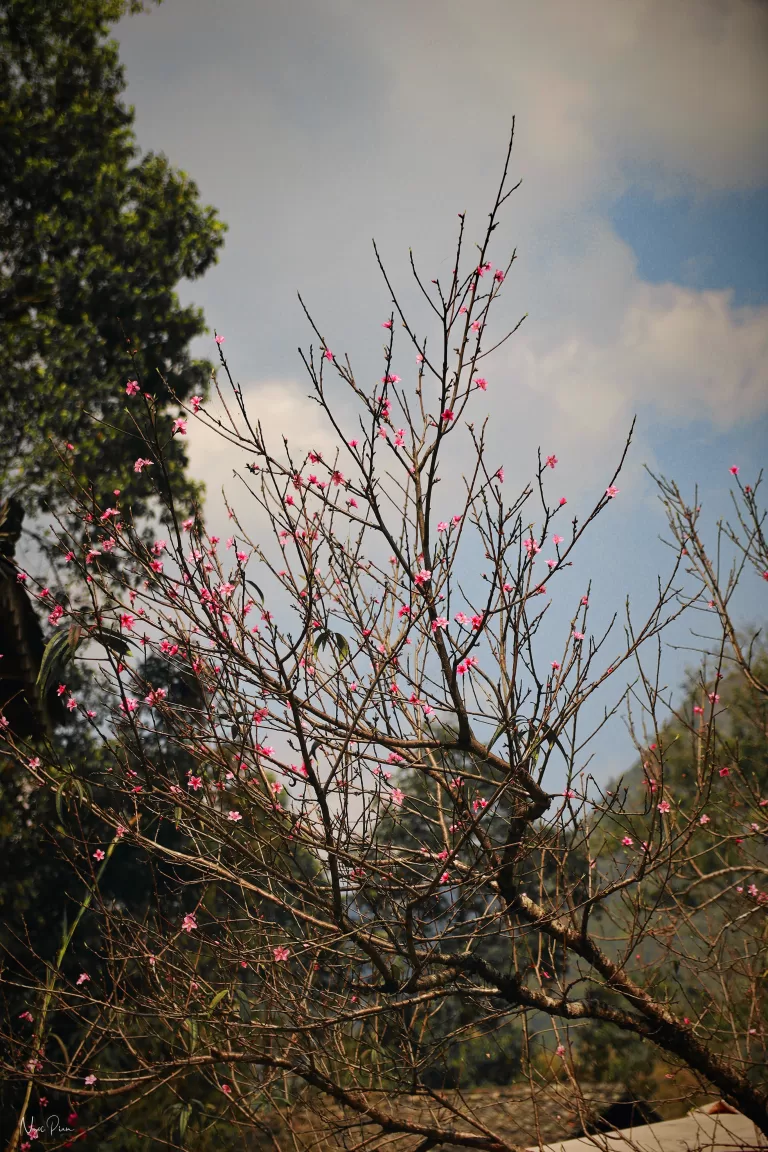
[611,188,768,307]
[115,0,768,785]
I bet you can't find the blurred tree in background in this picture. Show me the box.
[0,1,227,1145]
[0,0,225,548]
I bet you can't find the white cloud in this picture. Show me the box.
[186,378,342,528]
[118,0,768,521]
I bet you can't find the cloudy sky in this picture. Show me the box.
[116,0,767,780]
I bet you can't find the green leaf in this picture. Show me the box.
[91,627,131,657]
[37,628,76,695]
[54,780,67,822]
[313,629,331,657]
[178,1102,192,1140]
[67,623,83,656]
[208,987,229,1012]
[235,985,252,1023]
[335,633,349,659]
[185,1018,198,1054]
[49,1032,70,1065]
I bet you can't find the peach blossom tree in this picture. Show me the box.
[3,129,767,1151]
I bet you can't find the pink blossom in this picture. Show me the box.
[273,945,290,961]
[551,661,560,670]
[546,455,558,469]
[227,810,242,822]
[699,813,710,825]
[332,470,345,486]
[729,465,739,475]
[323,348,333,360]
[76,972,90,985]
[559,497,567,506]
[190,395,202,412]
[441,409,455,422]
[432,617,449,631]
[709,693,720,703]
[181,913,197,932]
[553,534,564,545]
[182,517,195,531]
[414,568,432,587]
[16,571,27,583]
[19,1010,33,1022]
[188,775,203,791]
[573,631,585,641]
[382,319,392,329]
[215,334,225,345]
[475,377,488,390]
[221,1083,232,1095]
[382,373,401,384]
[719,766,730,777]
[606,486,619,498]
[391,788,405,807]
[437,521,448,532]
[125,380,140,396]
[440,871,450,883]
[48,604,64,625]
[556,1044,566,1056]
[85,1074,97,1086]
[134,457,153,473]
[657,800,671,814]
[621,836,633,847]
[93,849,106,861]
[495,467,504,483]
[172,417,187,435]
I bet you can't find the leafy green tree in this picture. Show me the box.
[0,0,226,543]
[0,3,228,1145]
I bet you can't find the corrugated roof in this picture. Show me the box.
[533,1107,766,1152]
